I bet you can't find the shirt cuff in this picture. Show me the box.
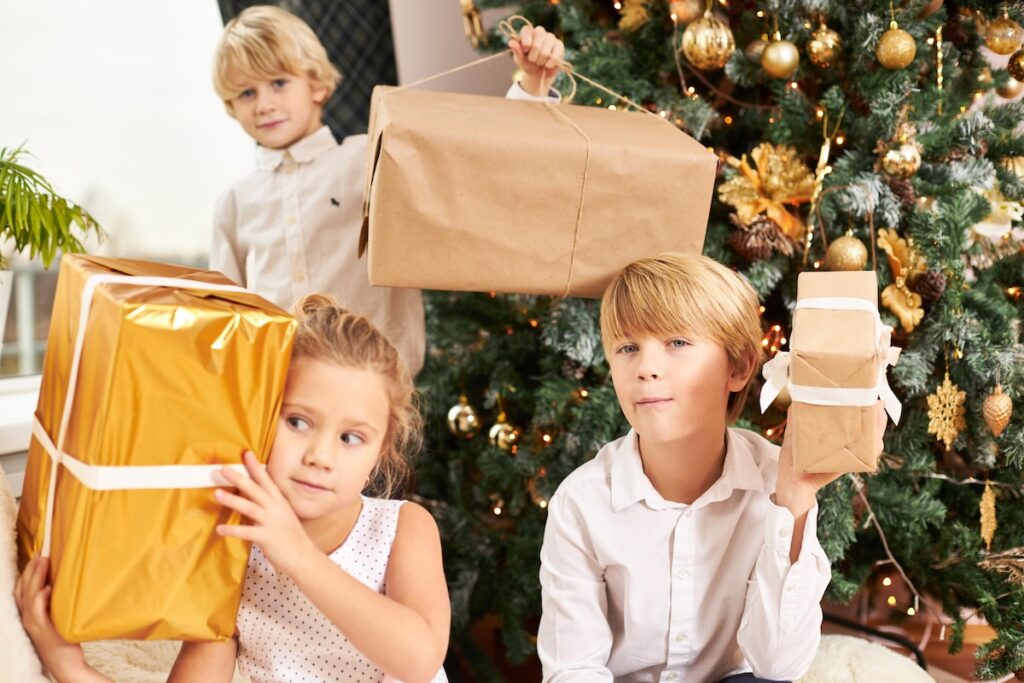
[762,502,831,633]
[506,81,562,103]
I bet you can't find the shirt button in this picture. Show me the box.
[785,583,795,592]
[683,510,692,518]
[778,528,789,538]
[293,273,305,283]
[665,672,679,681]
[284,166,295,175]
[674,569,688,579]
[287,216,296,225]
[675,632,687,643]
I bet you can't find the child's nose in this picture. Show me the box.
[301,442,333,469]
[635,348,663,380]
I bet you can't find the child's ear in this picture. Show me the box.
[312,84,329,106]
[727,350,758,392]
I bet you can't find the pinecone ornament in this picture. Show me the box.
[983,383,1013,437]
[946,11,968,46]
[888,177,918,207]
[728,214,795,262]
[909,270,947,306]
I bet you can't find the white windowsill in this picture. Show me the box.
[0,374,41,497]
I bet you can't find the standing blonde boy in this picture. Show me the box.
[538,253,886,682]
[210,5,565,375]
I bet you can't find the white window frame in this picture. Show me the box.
[0,374,41,497]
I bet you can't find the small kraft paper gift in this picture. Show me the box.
[16,255,297,642]
[759,271,902,473]
[360,82,717,298]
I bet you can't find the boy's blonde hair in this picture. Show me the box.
[600,253,764,424]
[213,5,342,110]
[291,294,421,499]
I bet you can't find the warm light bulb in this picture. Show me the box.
[724,115,733,125]
[542,433,553,443]
[907,607,916,616]
[883,577,892,586]
[493,506,502,515]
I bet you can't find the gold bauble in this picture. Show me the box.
[983,383,1013,437]
[1009,49,1024,82]
[745,36,768,62]
[488,415,520,451]
[669,0,704,25]
[825,233,869,271]
[807,23,841,68]
[761,33,800,79]
[876,23,917,70]
[918,0,943,18]
[997,75,1024,99]
[881,143,922,179]
[986,14,1024,55]
[681,12,736,70]
[447,396,479,438]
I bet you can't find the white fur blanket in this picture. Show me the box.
[0,463,931,683]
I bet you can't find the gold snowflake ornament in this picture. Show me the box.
[927,372,967,449]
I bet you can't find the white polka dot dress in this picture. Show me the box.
[236,496,448,682]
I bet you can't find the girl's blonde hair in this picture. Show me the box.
[213,5,342,109]
[291,294,421,498]
[600,253,764,424]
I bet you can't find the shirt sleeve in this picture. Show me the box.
[537,492,615,682]
[505,82,562,103]
[736,501,831,681]
[210,188,245,287]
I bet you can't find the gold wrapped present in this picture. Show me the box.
[760,271,902,473]
[359,86,717,298]
[16,255,296,642]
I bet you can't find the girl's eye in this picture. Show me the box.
[340,432,365,446]
[286,416,311,431]
[238,88,255,99]
[617,343,638,354]
[272,78,288,88]
[668,338,690,348]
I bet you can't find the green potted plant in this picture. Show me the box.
[1,144,101,366]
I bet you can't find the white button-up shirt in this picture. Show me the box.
[211,84,554,377]
[538,428,831,682]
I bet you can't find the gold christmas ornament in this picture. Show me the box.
[927,371,967,450]
[717,143,816,241]
[825,232,869,271]
[918,0,943,18]
[761,31,800,79]
[745,36,768,62]
[669,0,704,25]
[876,21,917,70]
[1009,49,1024,82]
[618,0,652,32]
[488,412,521,451]
[1003,156,1024,181]
[877,121,923,180]
[447,395,479,438]
[983,383,1013,437]
[986,12,1024,55]
[980,482,998,551]
[974,187,1024,240]
[997,75,1024,99]
[460,0,487,48]
[808,22,842,68]
[681,11,736,70]
[878,228,927,332]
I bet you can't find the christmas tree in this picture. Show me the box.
[417,1,1024,679]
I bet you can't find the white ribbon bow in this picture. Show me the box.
[758,296,903,425]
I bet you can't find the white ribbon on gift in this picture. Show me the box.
[758,296,903,425]
[37,273,254,557]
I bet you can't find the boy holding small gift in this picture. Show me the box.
[209,5,565,376]
[538,253,887,682]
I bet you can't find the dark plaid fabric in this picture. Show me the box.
[217,0,398,137]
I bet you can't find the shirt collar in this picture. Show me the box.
[256,126,336,171]
[610,427,765,513]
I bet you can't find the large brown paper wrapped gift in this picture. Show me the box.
[16,255,297,642]
[360,86,717,298]
[760,271,901,474]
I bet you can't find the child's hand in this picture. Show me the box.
[509,25,565,98]
[215,451,316,576]
[13,556,88,680]
[776,400,887,514]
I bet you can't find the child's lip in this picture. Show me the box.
[636,397,672,405]
[258,120,285,129]
[292,478,331,492]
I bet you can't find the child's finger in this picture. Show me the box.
[217,523,257,543]
[509,39,523,63]
[214,488,264,522]
[528,27,547,64]
[546,41,565,69]
[242,451,287,501]
[518,25,534,51]
[28,555,48,595]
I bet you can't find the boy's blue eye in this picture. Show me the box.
[238,88,255,99]
[340,432,365,446]
[272,78,288,88]
[286,416,311,431]
[668,338,689,348]
[617,343,638,354]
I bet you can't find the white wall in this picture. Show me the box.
[389,0,515,95]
